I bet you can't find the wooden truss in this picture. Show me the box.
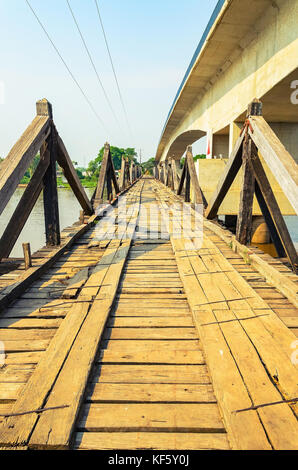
[0,99,92,261]
[92,143,120,209]
[205,99,298,272]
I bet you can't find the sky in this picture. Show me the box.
[0,0,218,166]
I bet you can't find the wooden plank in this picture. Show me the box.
[87,382,214,402]
[154,193,271,449]
[77,403,225,433]
[96,349,204,364]
[0,302,90,447]
[192,310,271,450]
[248,115,298,214]
[74,431,230,450]
[92,365,209,384]
[28,187,142,449]
[214,309,298,449]
[56,131,93,215]
[106,317,193,327]
[3,352,42,365]
[2,340,49,352]
[205,131,245,219]
[0,383,24,402]
[0,107,50,217]
[103,328,198,340]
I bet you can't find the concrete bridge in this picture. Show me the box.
[156,0,298,165]
[0,0,297,449]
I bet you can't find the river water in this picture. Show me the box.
[0,188,94,258]
[0,188,297,258]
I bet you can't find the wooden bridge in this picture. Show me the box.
[0,99,297,450]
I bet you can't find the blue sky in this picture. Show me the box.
[0,0,218,165]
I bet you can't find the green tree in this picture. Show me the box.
[141,157,155,175]
[87,146,138,178]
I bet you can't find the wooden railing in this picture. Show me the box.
[91,143,142,210]
[155,99,298,272]
[0,98,142,262]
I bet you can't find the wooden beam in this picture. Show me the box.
[249,153,298,272]
[56,131,93,215]
[43,127,60,246]
[119,156,126,191]
[235,136,255,245]
[205,132,245,219]
[0,150,50,260]
[248,116,298,215]
[177,159,187,196]
[0,100,51,217]
[186,147,206,207]
[109,154,119,195]
[185,163,190,203]
[171,159,180,192]
[254,182,285,257]
[93,143,110,207]
[22,243,32,270]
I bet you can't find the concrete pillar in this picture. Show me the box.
[268,122,298,163]
[229,122,243,157]
[251,216,271,244]
[213,134,229,159]
[206,129,213,159]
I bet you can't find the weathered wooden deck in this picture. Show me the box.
[0,178,297,450]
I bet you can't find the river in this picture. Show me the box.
[0,187,95,258]
[0,188,297,258]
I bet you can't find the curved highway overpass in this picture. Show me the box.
[156,0,298,164]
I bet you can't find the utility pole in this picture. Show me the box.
[139,149,142,165]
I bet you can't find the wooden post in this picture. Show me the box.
[185,164,191,203]
[22,243,32,270]
[43,124,60,246]
[236,100,261,245]
[79,210,85,225]
[119,156,126,191]
[250,154,298,271]
[236,136,256,244]
[172,159,180,192]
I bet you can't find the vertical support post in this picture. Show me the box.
[79,210,85,225]
[22,243,32,270]
[236,136,256,244]
[185,164,191,203]
[42,103,60,246]
[236,99,262,245]
[206,129,213,159]
[120,156,126,191]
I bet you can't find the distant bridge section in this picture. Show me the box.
[156,0,298,164]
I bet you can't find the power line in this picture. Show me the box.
[66,0,120,129]
[25,0,110,136]
[94,0,133,141]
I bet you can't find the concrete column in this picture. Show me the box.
[213,134,229,159]
[229,122,243,156]
[251,216,271,244]
[206,129,213,159]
